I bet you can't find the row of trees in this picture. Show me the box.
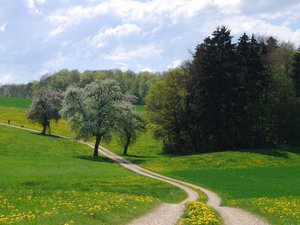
[1,69,161,104]
[11,26,300,154]
[146,27,300,153]
[27,80,145,156]
[0,83,33,98]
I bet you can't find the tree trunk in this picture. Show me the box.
[41,125,47,135]
[123,137,131,155]
[94,135,101,157]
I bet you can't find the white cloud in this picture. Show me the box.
[26,0,47,14]
[34,69,49,80]
[0,23,7,32]
[167,1,209,23]
[0,74,14,85]
[239,0,299,15]
[95,43,106,48]
[103,44,163,61]
[136,64,153,72]
[219,16,300,45]
[209,0,241,14]
[170,36,183,43]
[109,0,217,23]
[116,62,129,71]
[100,23,140,37]
[12,46,31,57]
[167,59,182,70]
[46,0,232,35]
[41,0,300,44]
[88,23,141,47]
[47,3,110,35]
[3,0,300,84]
[42,52,66,71]
[49,25,64,37]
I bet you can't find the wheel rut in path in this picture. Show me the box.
[0,122,270,225]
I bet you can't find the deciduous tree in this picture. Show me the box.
[27,89,62,135]
[146,69,189,152]
[60,80,131,156]
[115,102,146,155]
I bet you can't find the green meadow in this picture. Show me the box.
[111,145,300,225]
[0,125,185,224]
[0,97,73,137]
[0,99,144,138]
[1,97,300,225]
[104,110,300,225]
[0,97,31,109]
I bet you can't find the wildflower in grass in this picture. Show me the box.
[228,197,300,224]
[0,189,156,224]
[179,201,220,225]
[43,211,51,217]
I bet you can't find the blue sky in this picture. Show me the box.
[1,0,300,84]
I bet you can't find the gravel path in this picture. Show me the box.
[94,144,270,225]
[0,122,271,225]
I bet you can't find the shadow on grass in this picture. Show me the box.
[158,145,300,158]
[75,154,149,165]
[74,155,115,164]
[125,154,155,159]
[236,148,289,158]
[123,154,156,165]
[33,132,64,139]
[123,158,148,164]
[280,145,300,154]
[22,180,42,187]
[236,145,300,157]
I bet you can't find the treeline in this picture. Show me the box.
[0,69,161,104]
[146,27,300,153]
[0,83,33,98]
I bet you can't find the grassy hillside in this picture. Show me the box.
[0,97,31,108]
[102,104,300,225]
[166,166,300,225]
[0,97,144,137]
[107,142,300,225]
[0,125,185,225]
[0,97,73,136]
[1,97,300,224]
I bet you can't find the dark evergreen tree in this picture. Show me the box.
[186,28,272,152]
[266,36,278,53]
[187,26,240,151]
[292,46,300,96]
[236,34,272,146]
[144,27,300,153]
[234,33,254,146]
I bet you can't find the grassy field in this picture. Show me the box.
[0,98,144,138]
[0,125,185,224]
[109,146,300,225]
[105,133,300,225]
[0,97,74,137]
[0,97,31,109]
[167,167,300,224]
[1,97,300,225]
[103,109,300,225]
